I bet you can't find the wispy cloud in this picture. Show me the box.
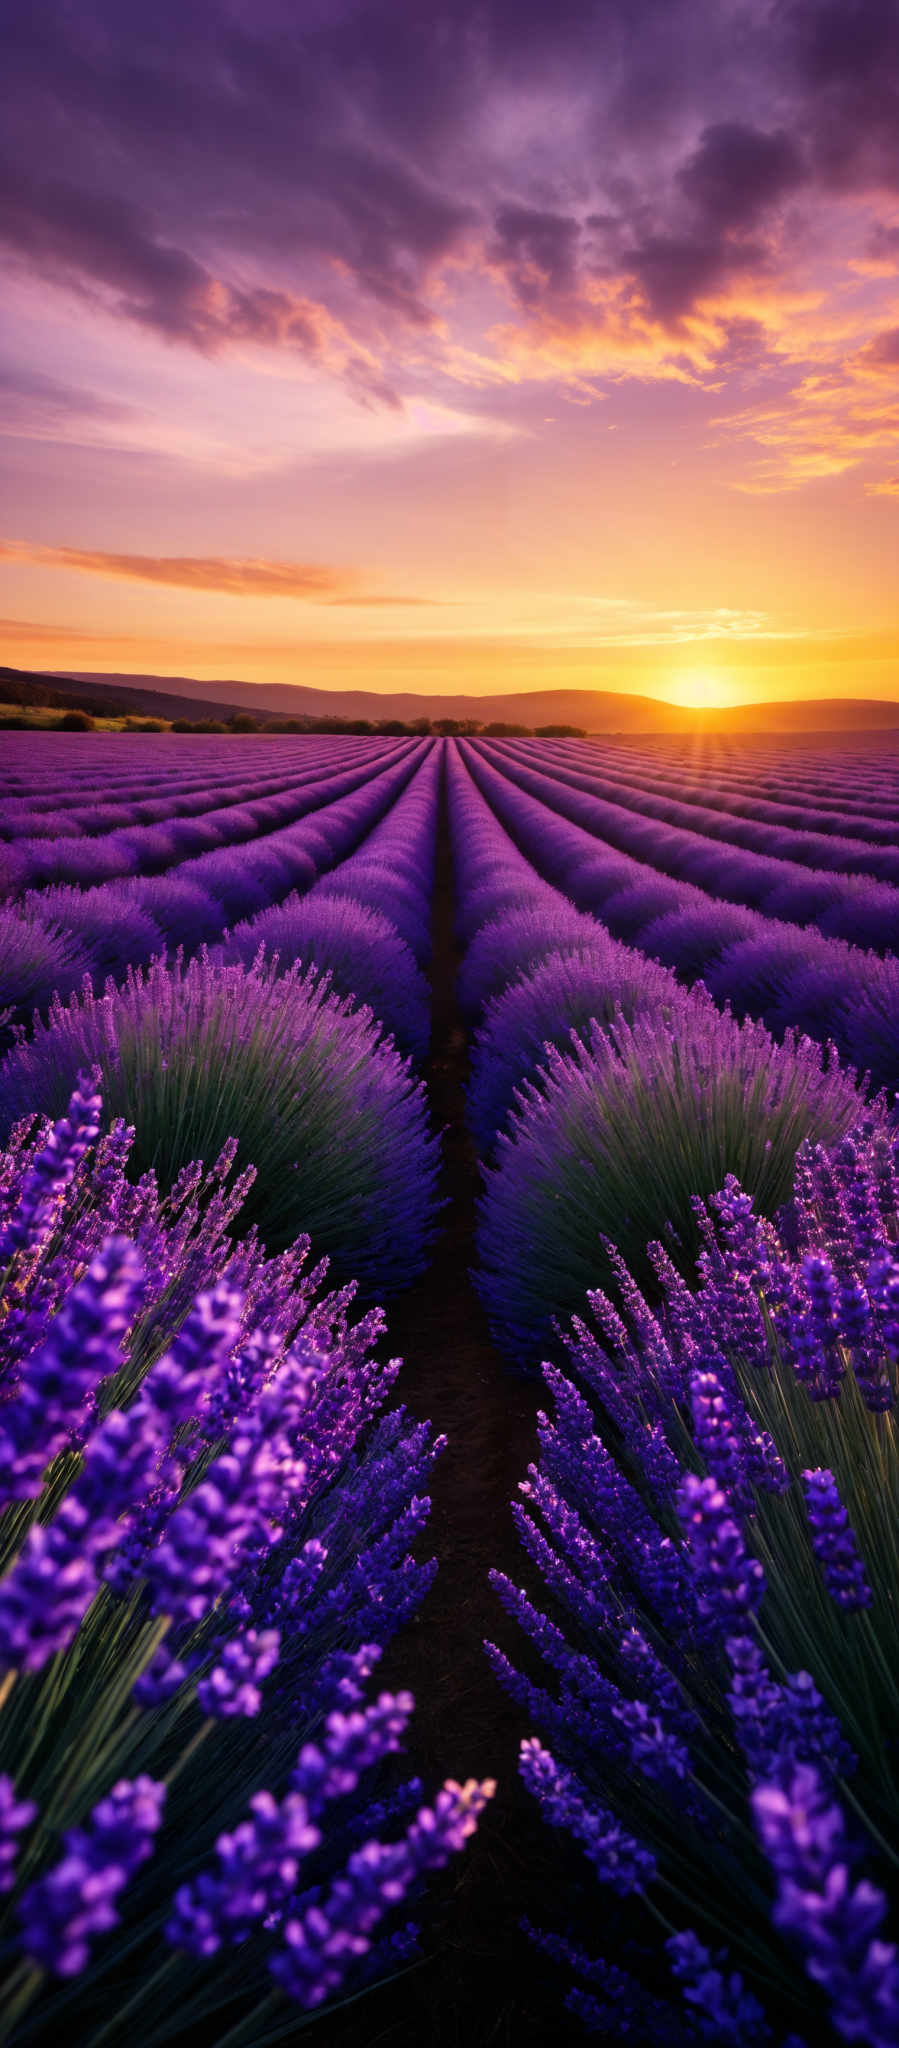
[0,539,439,605]
[715,359,899,493]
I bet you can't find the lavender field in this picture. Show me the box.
[0,729,897,2048]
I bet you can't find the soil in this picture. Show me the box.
[323,768,582,2046]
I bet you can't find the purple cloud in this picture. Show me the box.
[489,207,582,308]
[677,124,804,229]
[1,0,897,378]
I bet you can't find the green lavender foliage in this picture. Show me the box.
[477,1000,869,1364]
[493,1127,899,2042]
[0,952,441,1295]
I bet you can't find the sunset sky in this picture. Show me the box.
[1,0,898,707]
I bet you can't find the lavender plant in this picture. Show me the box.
[225,893,430,1060]
[476,1001,867,1364]
[0,1080,491,2044]
[460,741,899,1093]
[0,952,440,1295]
[467,941,689,1156]
[491,1119,899,2045]
[0,907,90,1048]
[458,899,595,1019]
[23,885,168,986]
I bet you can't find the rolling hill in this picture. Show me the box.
[47,671,899,734]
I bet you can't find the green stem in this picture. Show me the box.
[209,1990,283,2048]
[0,1963,44,2046]
[86,1955,182,2048]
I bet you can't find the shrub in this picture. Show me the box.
[476,1001,868,1364]
[467,942,687,1156]
[593,876,690,942]
[492,1125,899,2045]
[0,1079,489,2041]
[226,893,430,1059]
[458,901,595,1018]
[0,904,90,1042]
[27,884,166,983]
[640,898,759,977]
[0,952,441,1295]
[314,860,432,963]
[55,709,95,731]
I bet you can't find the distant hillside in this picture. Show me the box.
[49,671,899,734]
[0,667,245,723]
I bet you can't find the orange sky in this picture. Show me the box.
[1,2,898,710]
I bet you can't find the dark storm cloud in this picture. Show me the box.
[0,162,218,342]
[867,221,899,264]
[678,125,804,230]
[488,208,582,309]
[1,0,897,368]
[786,0,899,191]
[618,123,804,322]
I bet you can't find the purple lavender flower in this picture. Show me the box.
[690,1365,787,1511]
[752,1765,899,2048]
[269,1777,494,2008]
[0,1070,101,1265]
[196,1629,281,1718]
[0,1774,37,1894]
[676,1473,765,1628]
[19,1777,166,1977]
[727,1637,855,1782]
[167,1689,491,2002]
[803,1469,873,1612]
[518,1738,656,1893]
[166,1787,323,1958]
[0,1235,145,1504]
[665,1928,772,2042]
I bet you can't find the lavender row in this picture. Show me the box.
[0,1080,489,2042]
[446,747,863,1364]
[0,748,378,843]
[1,743,416,895]
[1,745,430,1035]
[0,737,385,841]
[478,741,899,952]
[222,746,442,1058]
[544,731,899,826]
[602,732,899,817]
[493,1116,899,2047]
[461,742,899,1093]
[548,735,899,843]
[0,729,385,792]
[514,737,899,878]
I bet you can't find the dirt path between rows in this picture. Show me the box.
[325,768,572,2047]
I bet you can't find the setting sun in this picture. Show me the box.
[667,672,736,711]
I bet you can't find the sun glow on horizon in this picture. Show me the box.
[666,672,737,710]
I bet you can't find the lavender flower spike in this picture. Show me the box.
[519,1738,656,1894]
[676,1472,765,1629]
[803,1469,873,1613]
[0,1774,37,1895]
[270,1778,495,2008]
[753,1764,899,2048]
[0,1072,101,1266]
[19,1776,166,1978]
